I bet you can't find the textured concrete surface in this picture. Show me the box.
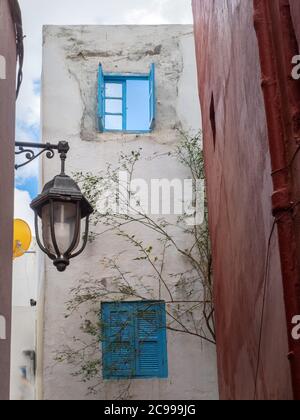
[0,0,16,401]
[41,25,218,400]
[193,0,293,400]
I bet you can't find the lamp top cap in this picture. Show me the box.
[57,141,70,154]
[30,173,93,219]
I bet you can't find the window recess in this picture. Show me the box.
[98,64,156,133]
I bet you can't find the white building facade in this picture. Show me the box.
[40,25,218,400]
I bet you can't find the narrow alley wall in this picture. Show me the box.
[0,0,18,401]
[192,0,293,400]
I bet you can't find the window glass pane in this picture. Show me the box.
[105,114,123,130]
[105,83,123,98]
[105,99,123,114]
[126,79,150,131]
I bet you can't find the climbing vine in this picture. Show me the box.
[55,131,214,396]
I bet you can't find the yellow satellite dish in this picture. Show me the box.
[13,219,32,259]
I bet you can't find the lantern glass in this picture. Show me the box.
[42,202,80,256]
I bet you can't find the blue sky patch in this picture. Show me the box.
[16,176,38,200]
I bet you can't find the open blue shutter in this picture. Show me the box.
[149,64,156,130]
[136,302,168,378]
[98,64,105,132]
[102,303,135,379]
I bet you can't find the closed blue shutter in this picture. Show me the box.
[102,303,135,379]
[98,64,105,132]
[135,302,168,378]
[149,64,156,130]
[102,301,168,379]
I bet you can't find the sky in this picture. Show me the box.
[15,0,193,231]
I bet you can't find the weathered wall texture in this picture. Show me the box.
[41,25,218,400]
[193,0,293,400]
[290,0,300,47]
[0,0,16,401]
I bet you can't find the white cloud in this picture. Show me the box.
[14,189,35,233]
[123,0,192,25]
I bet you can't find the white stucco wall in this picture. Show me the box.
[41,25,218,400]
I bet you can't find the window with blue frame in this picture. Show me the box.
[98,64,156,133]
[101,301,168,379]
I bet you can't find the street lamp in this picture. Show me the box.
[15,141,93,272]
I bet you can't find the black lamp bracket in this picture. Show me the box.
[15,141,70,172]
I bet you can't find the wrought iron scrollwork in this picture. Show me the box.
[15,141,70,171]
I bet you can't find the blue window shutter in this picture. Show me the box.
[149,64,156,130]
[98,64,105,132]
[102,301,168,379]
[102,303,135,379]
[135,302,168,378]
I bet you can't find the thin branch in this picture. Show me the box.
[167,326,216,345]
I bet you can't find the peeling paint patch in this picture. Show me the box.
[68,50,123,60]
[145,45,162,56]
[67,46,162,61]
[60,27,188,142]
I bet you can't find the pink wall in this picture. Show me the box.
[0,0,17,400]
[192,0,293,400]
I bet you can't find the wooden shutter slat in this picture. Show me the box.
[102,303,135,379]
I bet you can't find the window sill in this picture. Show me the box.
[103,376,169,381]
[101,130,152,134]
